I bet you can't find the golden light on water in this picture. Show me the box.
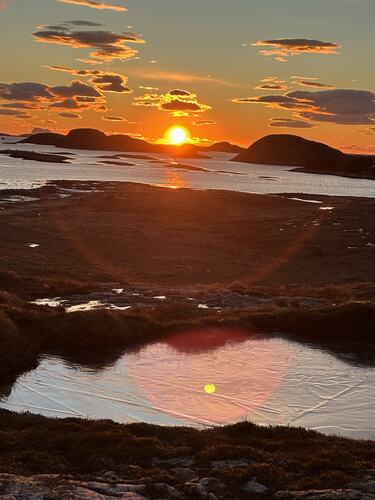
[204,383,216,394]
[165,126,190,145]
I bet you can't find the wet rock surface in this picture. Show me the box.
[30,284,327,313]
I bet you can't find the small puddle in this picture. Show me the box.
[289,197,322,204]
[31,298,132,312]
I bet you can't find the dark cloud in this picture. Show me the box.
[91,74,131,92]
[255,83,288,90]
[65,20,103,27]
[46,65,132,93]
[255,76,288,91]
[14,114,33,119]
[102,115,126,121]
[193,120,216,126]
[290,89,375,124]
[0,109,32,120]
[233,95,300,105]
[51,80,102,97]
[160,100,204,112]
[0,102,36,109]
[50,98,83,109]
[233,89,375,125]
[253,38,340,61]
[34,25,145,61]
[293,79,335,89]
[0,109,30,116]
[0,78,107,115]
[269,118,315,128]
[58,112,81,118]
[168,89,192,96]
[0,82,51,101]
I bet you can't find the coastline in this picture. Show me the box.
[291,166,375,181]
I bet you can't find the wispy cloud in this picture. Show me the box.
[56,0,127,12]
[269,117,315,128]
[292,79,335,89]
[127,68,241,88]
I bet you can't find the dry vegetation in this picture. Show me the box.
[0,409,373,497]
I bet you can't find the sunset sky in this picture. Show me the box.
[0,0,374,151]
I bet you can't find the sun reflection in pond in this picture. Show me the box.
[128,327,294,424]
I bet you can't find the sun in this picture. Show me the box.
[166,126,190,145]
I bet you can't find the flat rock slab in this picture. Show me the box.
[275,489,375,500]
[0,474,149,499]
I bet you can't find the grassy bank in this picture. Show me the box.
[1,296,374,387]
[0,409,373,496]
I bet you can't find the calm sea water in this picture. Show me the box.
[1,331,374,439]
[1,138,375,197]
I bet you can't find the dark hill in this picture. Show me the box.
[20,128,206,157]
[20,128,245,157]
[232,134,375,179]
[205,141,245,153]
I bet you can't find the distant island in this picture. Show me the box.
[19,129,375,180]
[233,134,375,180]
[205,141,245,153]
[20,128,244,157]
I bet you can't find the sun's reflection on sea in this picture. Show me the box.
[162,169,189,189]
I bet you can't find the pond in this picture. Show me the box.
[1,328,374,439]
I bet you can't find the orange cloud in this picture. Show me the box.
[56,0,127,11]
[252,38,340,61]
[133,89,211,116]
[45,65,132,92]
[293,79,335,89]
[34,23,144,61]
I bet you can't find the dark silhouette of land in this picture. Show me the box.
[20,128,234,157]
[206,141,245,153]
[233,134,375,179]
[0,149,71,163]
[20,129,375,179]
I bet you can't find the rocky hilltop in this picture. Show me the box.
[232,134,375,179]
[206,141,245,153]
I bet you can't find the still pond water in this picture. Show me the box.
[1,330,374,439]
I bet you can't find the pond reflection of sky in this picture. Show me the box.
[1,329,374,439]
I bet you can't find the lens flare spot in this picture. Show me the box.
[204,383,216,394]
